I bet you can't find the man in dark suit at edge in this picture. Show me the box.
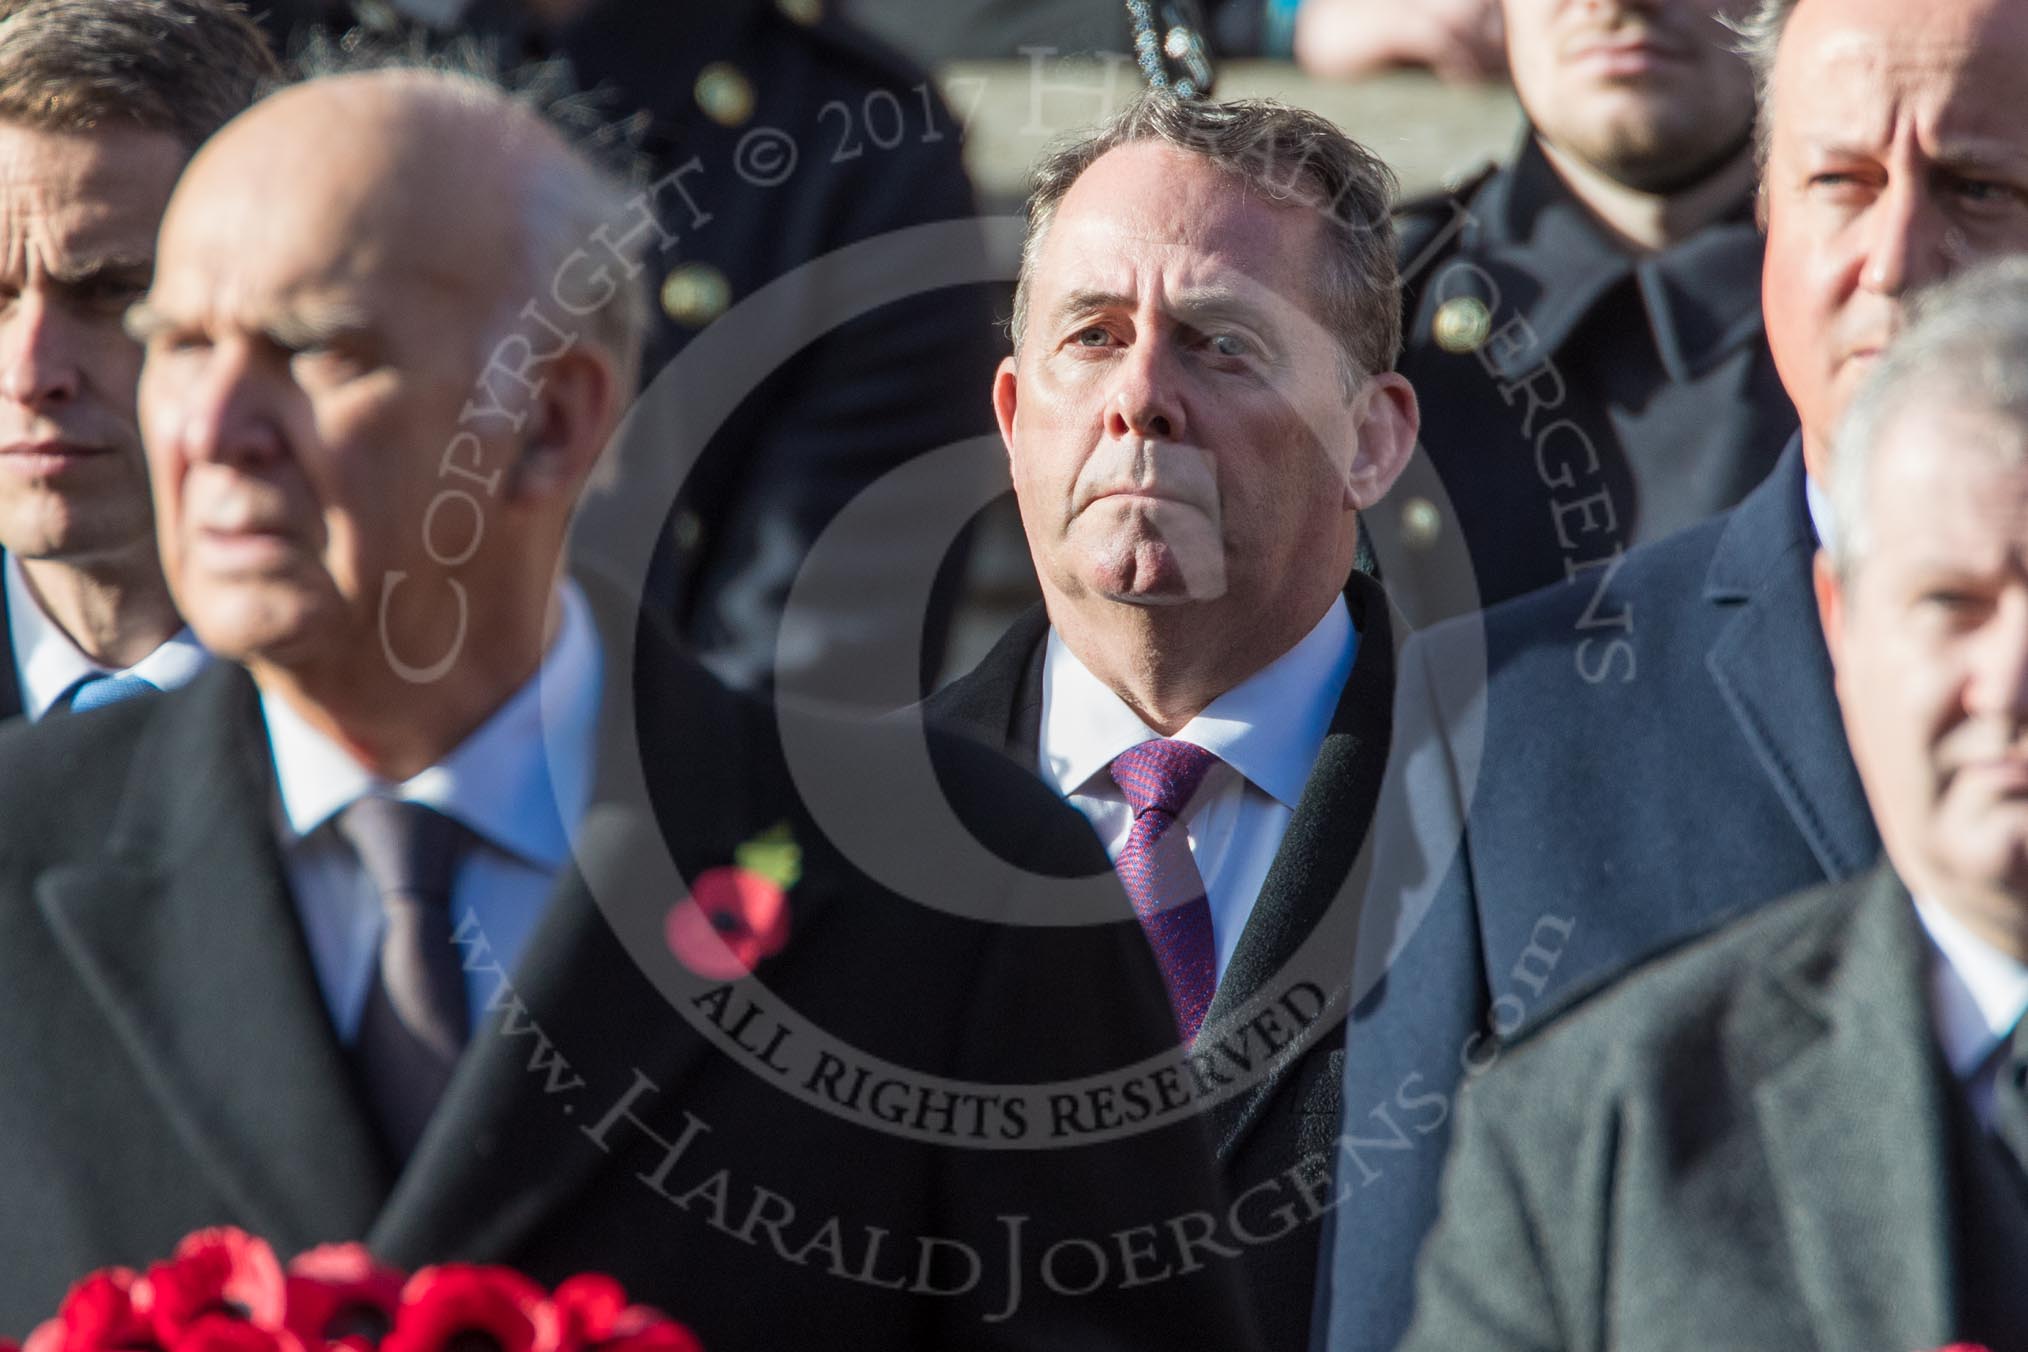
[0,61,1263,1351]
[926,92,1420,1352]
[0,0,277,721]
[1400,252,2028,1352]
[1317,1,2028,1347]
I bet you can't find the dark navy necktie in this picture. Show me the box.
[335,796,472,1163]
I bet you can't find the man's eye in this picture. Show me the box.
[1952,176,2024,207]
[151,331,210,356]
[1207,333,1250,358]
[1074,327,1111,347]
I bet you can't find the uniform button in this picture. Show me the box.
[777,0,822,24]
[672,508,705,553]
[1400,497,1443,550]
[1432,296,1492,354]
[661,263,732,327]
[694,62,756,128]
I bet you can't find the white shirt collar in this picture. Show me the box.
[1804,472,1833,553]
[4,551,209,721]
[262,580,604,871]
[1913,892,2028,1079]
[1040,595,1356,808]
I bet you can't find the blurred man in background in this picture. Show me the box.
[1383,0,1795,624]
[929,94,1417,1352]
[1321,0,2028,1346]
[0,0,274,721]
[1400,255,2028,1352]
[259,0,1003,700]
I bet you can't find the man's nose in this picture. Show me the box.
[1860,175,1955,298]
[0,294,84,411]
[1103,338,1187,443]
[1969,586,2028,723]
[154,343,283,469]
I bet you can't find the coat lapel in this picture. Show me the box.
[33,665,389,1249]
[368,584,810,1262]
[1704,438,1878,882]
[0,549,23,723]
[925,602,1047,770]
[1746,868,1955,1352]
[1198,574,1403,1159]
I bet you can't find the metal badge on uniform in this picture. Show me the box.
[1399,497,1443,550]
[694,63,756,128]
[661,263,732,327]
[1432,296,1492,354]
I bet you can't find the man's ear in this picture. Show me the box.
[992,354,1020,466]
[1343,370,1420,510]
[505,344,621,504]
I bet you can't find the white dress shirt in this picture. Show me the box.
[4,552,209,720]
[264,581,605,1041]
[1915,894,2028,1128]
[1039,597,1357,981]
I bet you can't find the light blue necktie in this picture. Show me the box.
[61,671,157,715]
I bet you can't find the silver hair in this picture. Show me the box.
[1726,0,1800,173]
[1829,256,2028,574]
[1010,91,1400,389]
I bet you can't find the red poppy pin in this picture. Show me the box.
[664,822,798,979]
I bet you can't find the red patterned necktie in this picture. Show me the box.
[1109,739,1221,1044]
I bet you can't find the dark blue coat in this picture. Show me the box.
[1315,436,1880,1351]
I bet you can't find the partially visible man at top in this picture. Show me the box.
[1381,0,1796,625]
[1320,0,2028,1346]
[1398,254,2028,1352]
[0,0,275,720]
[927,93,1419,1352]
[257,0,1004,701]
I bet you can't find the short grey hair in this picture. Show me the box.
[1728,0,1800,173]
[0,0,278,153]
[1010,92,1401,387]
[1829,256,2028,574]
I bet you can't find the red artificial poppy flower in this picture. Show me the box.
[168,1314,306,1352]
[134,1229,286,1346]
[282,1245,405,1348]
[381,1267,547,1352]
[542,1277,700,1352]
[25,1269,150,1352]
[664,867,790,979]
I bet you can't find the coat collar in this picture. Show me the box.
[1198,571,1403,1159]
[924,602,1048,771]
[1742,866,1957,1352]
[927,575,1404,1157]
[35,663,392,1250]
[1702,435,1879,881]
[36,573,787,1260]
[1452,133,1766,384]
[0,549,20,723]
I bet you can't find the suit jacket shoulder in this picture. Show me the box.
[1399,867,1955,1352]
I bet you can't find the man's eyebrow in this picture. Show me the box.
[43,253,155,289]
[263,304,376,351]
[1054,288,1134,322]
[1051,287,1278,327]
[122,298,377,350]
